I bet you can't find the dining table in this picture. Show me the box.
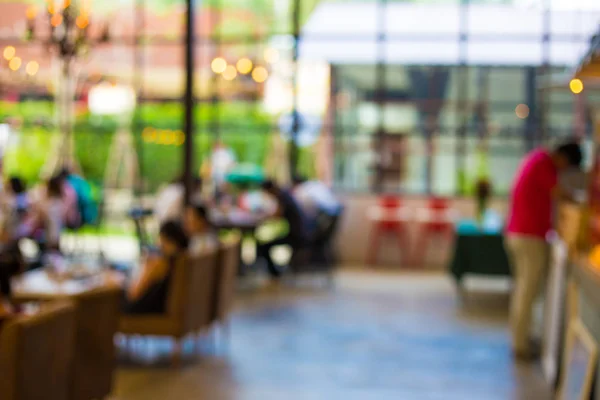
[448,216,512,290]
[210,209,269,275]
[11,262,121,302]
[10,259,123,400]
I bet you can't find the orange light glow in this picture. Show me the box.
[26,6,38,20]
[3,46,16,61]
[570,79,584,94]
[51,14,63,27]
[76,15,89,29]
[9,57,22,71]
[515,104,529,119]
[252,66,269,83]
[223,65,237,81]
[26,61,39,76]
[236,58,253,74]
[211,58,227,74]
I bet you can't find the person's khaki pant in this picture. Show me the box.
[505,235,549,353]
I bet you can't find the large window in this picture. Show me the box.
[0,0,599,197]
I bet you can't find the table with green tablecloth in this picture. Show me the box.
[449,219,512,287]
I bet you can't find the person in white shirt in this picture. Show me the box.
[292,175,341,218]
[210,142,236,188]
[154,176,202,225]
[184,204,218,258]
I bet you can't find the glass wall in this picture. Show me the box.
[0,0,598,198]
[301,0,600,195]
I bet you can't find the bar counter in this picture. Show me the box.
[564,257,600,400]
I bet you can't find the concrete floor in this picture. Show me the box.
[111,270,551,400]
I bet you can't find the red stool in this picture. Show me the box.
[366,195,410,266]
[411,197,455,266]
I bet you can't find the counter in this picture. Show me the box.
[564,258,600,400]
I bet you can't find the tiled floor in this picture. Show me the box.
[112,270,552,400]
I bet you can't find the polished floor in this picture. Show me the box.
[112,271,551,400]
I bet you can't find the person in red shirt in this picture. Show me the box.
[506,141,582,360]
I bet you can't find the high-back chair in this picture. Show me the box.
[70,286,121,400]
[0,301,76,400]
[119,249,219,365]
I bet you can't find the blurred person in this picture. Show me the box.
[184,204,218,258]
[43,176,66,250]
[55,171,80,229]
[258,180,312,278]
[122,220,189,314]
[154,175,202,225]
[59,168,97,226]
[210,141,236,189]
[6,177,29,215]
[505,141,582,360]
[292,175,341,218]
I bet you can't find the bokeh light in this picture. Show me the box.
[515,104,529,119]
[252,66,269,83]
[76,15,89,29]
[223,65,238,81]
[236,58,253,75]
[570,78,584,94]
[9,57,22,71]
[26,61,39,76]
[26,6,37,20]
[3,46,15,61]
[211,58,227,74]
[51,14,63,27]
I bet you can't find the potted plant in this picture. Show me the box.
[475,178,492,223]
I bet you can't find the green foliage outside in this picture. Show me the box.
[0,100,316,192]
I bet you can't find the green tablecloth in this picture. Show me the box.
[449,219,512,285]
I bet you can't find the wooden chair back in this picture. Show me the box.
[167,250,218,334]
[70,286,121,400]
[0,301,76,400]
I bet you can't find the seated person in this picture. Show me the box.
[41,177,66,251]
[292,175,341,218]
[59,168,97,226]
[122,220,189,314]
[258,180,312,278]
[56,171,81,229]
[6,177,29,216]
[184,204,218,258]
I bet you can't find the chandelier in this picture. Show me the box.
[26,0,110,66]
[24,0,112,176]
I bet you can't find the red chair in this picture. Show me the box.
[411,197,455,266]
[366,195,410,266]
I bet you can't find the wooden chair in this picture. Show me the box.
[212,239,241,338]
[0,301,76,400]
[70,286,121,400]
[119,250,219,365]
